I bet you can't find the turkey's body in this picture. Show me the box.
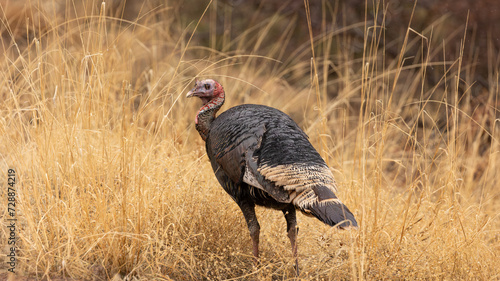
[206,104,356,227]
[187,79,357,275]
[207,104,305,210]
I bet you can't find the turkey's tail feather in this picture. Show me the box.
[306,200,358,228]
[293,184,358,228]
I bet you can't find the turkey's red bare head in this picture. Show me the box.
[186,79,224,105]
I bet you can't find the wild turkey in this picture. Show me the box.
[186,78,357,273]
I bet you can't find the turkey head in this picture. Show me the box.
[186,78,224,105]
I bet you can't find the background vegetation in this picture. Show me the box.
[0,0,499,279]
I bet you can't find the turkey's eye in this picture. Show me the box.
[204,84,210,90]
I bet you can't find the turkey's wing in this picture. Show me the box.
[213,124,291,202]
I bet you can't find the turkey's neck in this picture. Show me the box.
[195,93,224,141]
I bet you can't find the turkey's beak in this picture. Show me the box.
[186,88,196,98]
[187,86,203,98]
[187,78,200,98]
[187,79,202,98]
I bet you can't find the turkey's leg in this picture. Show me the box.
[283,206,299,275]
[238,200,260,261]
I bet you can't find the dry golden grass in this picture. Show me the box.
[0,0,499,280]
